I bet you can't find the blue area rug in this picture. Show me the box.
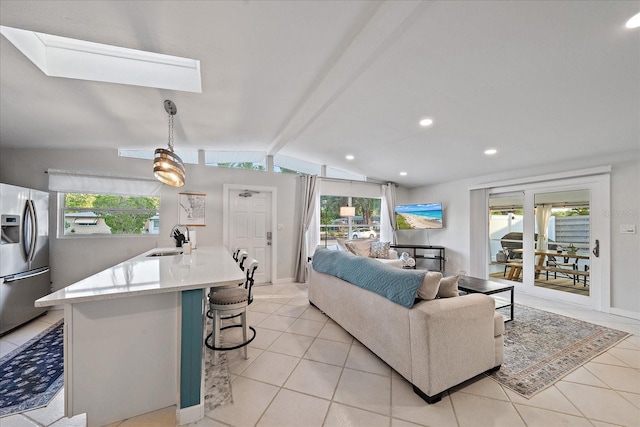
[0,320,64,417]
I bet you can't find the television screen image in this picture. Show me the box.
[395,203,443,229]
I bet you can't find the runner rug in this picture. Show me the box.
[204,317,233,412]
[0,320,64,417]
[490,304,630,398]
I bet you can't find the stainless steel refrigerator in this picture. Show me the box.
[1,183,51,336]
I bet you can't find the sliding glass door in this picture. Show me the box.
[532,190,590,297]
[485,173,609,311]
[488,193,524,282]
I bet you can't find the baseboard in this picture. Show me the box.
[176,403,204,425]
[610,307,640,321]
[273,277,295,284]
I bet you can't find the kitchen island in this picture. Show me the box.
[35,246,245,427]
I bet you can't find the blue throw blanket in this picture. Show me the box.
[312,248,426,308]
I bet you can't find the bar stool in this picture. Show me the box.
[205,259,258,364]
[237,250,248,271]
[232,248,241,262]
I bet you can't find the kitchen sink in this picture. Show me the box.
[146,250,183,257]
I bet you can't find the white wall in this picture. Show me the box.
[401,151,640,317]
[0,148,299,291]
[2,146,637,316]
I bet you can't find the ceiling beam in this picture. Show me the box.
[267,0,434,156]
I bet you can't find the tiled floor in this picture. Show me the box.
[2,282,639,427]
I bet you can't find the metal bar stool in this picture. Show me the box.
[205,259,258,364]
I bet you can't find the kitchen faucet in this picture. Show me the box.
[170,224,190,248]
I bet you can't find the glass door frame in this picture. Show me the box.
[487,174,610,311]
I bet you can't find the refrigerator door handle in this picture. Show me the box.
[3,267,50,282]
[29,200,38,262]
[23,200,37,262]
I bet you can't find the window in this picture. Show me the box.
[273,155,320,175]
[118,149,199,164]
[62,193,160,236]
[320,195,381,247]
[204,151,266,170]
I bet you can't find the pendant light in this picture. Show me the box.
[153,100,185,187]
[339,206,356,217]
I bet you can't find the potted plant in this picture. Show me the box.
[567,244,577,254]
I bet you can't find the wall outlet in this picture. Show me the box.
[620,224,636,234]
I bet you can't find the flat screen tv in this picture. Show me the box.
[395,203,443,229]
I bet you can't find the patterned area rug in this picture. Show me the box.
[490,304,630,398]
[203,318,233,412]
[0,320,64,417]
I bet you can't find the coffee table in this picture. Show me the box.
[451,274,514,322]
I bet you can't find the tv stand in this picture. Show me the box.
[390,244,446,271]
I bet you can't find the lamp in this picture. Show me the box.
[340,206,355,217]
[153,100,185,187]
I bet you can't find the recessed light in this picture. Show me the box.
[399,172,407,176]
[484,149,497,155]
[419,118,433,127]
[626,12,640,29]
[346,155,354,160]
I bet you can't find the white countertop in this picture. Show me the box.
[36,246,245,307]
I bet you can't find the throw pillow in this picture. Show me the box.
[336,238,349,252]
[416,271,443,300]
[344,242,360,256]
[351,239,373,257]
[437,275,460,298]
[370,241,390,259]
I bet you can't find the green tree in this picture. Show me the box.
[552,207,590,217]
[353,197,380,225]
[217,162,266,171]
[276,166,299,174]
[92,195,158,234]
[65,193,96,208]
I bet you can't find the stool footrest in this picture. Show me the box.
[205,324,256,352]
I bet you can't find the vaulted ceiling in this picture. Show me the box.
[1,1,638,187]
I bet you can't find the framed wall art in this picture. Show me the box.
[179,192,206,226]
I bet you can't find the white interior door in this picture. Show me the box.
[229,190,272,285]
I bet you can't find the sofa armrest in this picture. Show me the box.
[408,294,498,396]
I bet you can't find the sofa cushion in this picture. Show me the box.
[370,241,391,259]
[312,248,425,308]
[437,275,460,298]
[416,271,443,300]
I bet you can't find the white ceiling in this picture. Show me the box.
[1,1,638,187]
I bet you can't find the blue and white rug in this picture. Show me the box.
[0,320,64,417]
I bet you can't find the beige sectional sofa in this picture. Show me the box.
[309,254,504,403]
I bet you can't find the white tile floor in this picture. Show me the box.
[2,282,639,427]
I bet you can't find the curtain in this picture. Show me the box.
[469,188,488,278]
[307,194,320,258]
[535,204,553,251]
[294,174,318,282]
[380,183,396,244]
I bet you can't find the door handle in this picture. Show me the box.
[592,239,599,258]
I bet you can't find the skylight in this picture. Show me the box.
[0,25,201,92]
